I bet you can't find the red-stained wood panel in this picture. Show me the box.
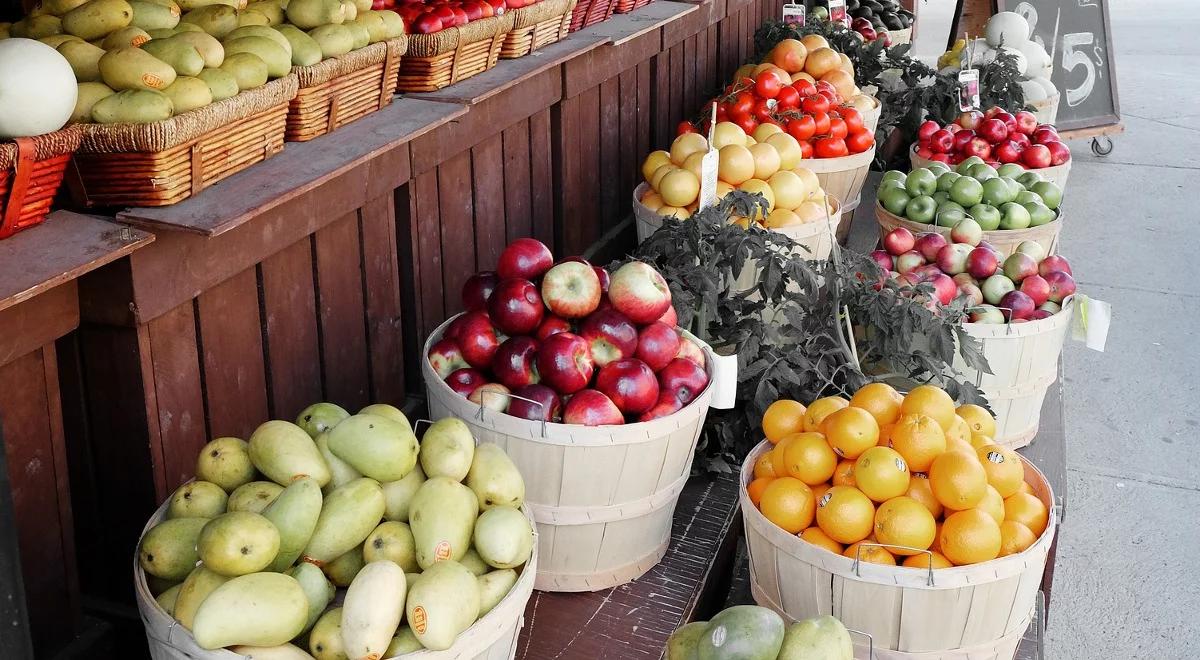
[259,238,323,420]
[652,53,671,150]
[196,268,269,439]
[598,77,621,231]
[637,61,652,156]
[438,152,477,317]
[619,68,640,202]
[553,96,578,255]
[502,120,533,244]
[360,195,406,406]
[669,45,685,140]
[145,301,208,490]
[471,133,507,271]
[407,171,444,340]
[314,212,371,412]
[683,35,697,121]
[577,85,602,251]
[529,109,555,247]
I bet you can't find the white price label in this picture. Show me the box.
[828,0,847,26]
[958,69,980,111]
[1070,295,1112,352]
[699,150,719,210]
[708,352,739,409]
[782,3,805,25]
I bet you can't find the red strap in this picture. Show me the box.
[0,138,36,238]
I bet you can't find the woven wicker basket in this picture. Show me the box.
[568,0,617,31]
[500,0,574,59]
[287,37,407,142]
[398,14,514,92]
[69,76,298,208]
[0,125,82,240]
[613,0,651,14]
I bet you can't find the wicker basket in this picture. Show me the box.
[568,0,617,32]
[69,77,298,208]
[422,316,716,592]
[874,201,1063,258]
[287,37,407,142]
[1029,92,1059,125]
[613,0,651,14]
[0,125,82,240]
[500,0,574,59]
[134,496,538,660]
[910,145,1072,191]
[398,15,514,92]
[741,439,1055,659]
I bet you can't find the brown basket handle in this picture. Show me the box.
[379,44,398,111]
[0,137,36,238]
[189,143,205,197]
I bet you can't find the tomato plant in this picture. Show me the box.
[792,79,817,97]
[734,114,758,135]
[677,121,697,136]
[753,99,776,123]
[798,140,814,158]
[839,107,864,134]
[731,91,755,117]
[754,71,784,99]
[775,86,800,112]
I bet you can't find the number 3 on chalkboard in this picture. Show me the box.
[1061,33,1097,107]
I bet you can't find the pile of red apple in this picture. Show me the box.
[388,0,531,33]
[873,227,1076,323]
[427,238,710,426]
[914,107,1070,170]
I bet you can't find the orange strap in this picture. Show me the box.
[0,137,36,237]
[380,45,398,110]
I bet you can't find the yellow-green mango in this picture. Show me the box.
[381,462,424,522]
[196,67,237,100]
[321,543,364,587]
[275,23,320,65]
[326,413,418,483]
[57,39,105,81]
[285,562,333,634]
[146,574,182,596]
[196,437,255,493]
[155,583,182,616]
[172,564,230,629]
[342,561,406,660]
[410,477,478,569]
[350,13,384,43]
[245,0,284,24]
[295,402,350,438]
[166,480,228,519]
[180,3,237,38]
[42,0,91,16]
[307,23,351,58]
[162,74,211,113]
[385,627,424,655]
[219,51,267,89]
[358,403,413,433]
[342,18,367,49]
[91,88,174,122]
[666,621,708,660]
[419,417,474,481]
[349,0,369,12]
[373,9,403,39]
[301,477,384,565]
[129,0,180,30]
[237,8,270,25]
[307,608,346,660]
[457,547,489,577]
[777,615,854,660]
[71,81,114,122]
[228,480,283,513]
[229,644,315,659]
[473,506,532,569]
[98,46,176,90]
[168,29,223,66]
[362,521,417,572]
[465,442,525,510]
[178,0,240,9]
[192,572,308,649]
[140,36,204,75]
[222,35,289,77]
[226,24,290,55]
[39,33,80,47]
[476,568,517,616]
[138,517,207,581]
[12,14,63,38]
[170,19,202,30]
[262,475,323,572]
[339,0,356,21]
[285,0,343,28]
[101,24,150,48]
[248,420,331,488]
[197,510,280,576]
[63,0,133,40]
[316,432,361,492]
[405,561,480,651]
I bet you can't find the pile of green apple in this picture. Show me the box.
[877,158,1063,231]
[137,403,533,658]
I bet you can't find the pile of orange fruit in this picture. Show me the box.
[748,383,1050,568]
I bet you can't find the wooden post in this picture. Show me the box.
[0,421,35,660]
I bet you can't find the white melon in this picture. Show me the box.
[0,39,77,138]
[985,11,1030,48]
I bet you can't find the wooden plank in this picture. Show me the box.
[314,212,371,412]
[618,68,640,208]
[360,194,406,406]
[145,301,208,492]
[1058,123,1125,141]
[0,281,77,370]
[636,60,652,156]
[437,153,477,317]
[471,133,508,271]
[562,23,664,98]
[580,0,693,46]
[406,171,444,339]
[598,76,621,233]
[196,268,270,439]
[651,52,671,149]
[528,109,555,247]
[0,211,151,314]
[0,417,34,659]
[501,120,534,243]
[683,35,698,125]
[259,238,323,420]
[117,98,458,237]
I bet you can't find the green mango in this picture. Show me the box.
[381,463,424,522]
[322,544,364,587]
[92,88,175,123]
[178,0,240,9]
[327,413,418,483]
[373,9,403,38]
[286,0,344,28]
[180,4,237,38]
[42,0,91,16]
[262,475,323,572]
[248,420,331,488]
[146,574,182,596]
[71,81,116,122]
[466,442,525,510]
[155,583,182,616]
[223,35,289,78]
[196,437,255,493]
[236,9,271,25]
[385,627,424,655]
[225,24,290,56]
[196,67,238,100]
[13,14,63,38]
[275,23,321,65]
[140,37,204,75]
[410,477,478,569]
[197,511,281,576]
[129,0,180,30]
[307,23,352,58]
[405,561,480,651]
[308,608,347,660]
[39,33,80,47]
[696,606,785,660]
[63,0,133,40]
[100,24,150,48]
[302,477,384,565]
[296,401,350,437]
[245,0,284,25]
[99,47,177,91]
[316,431,362,492]
[666,621,708,660]
[473,506,532,570]
[229,644,316,659]
[219,51,268,89]
[57,39,106,82]
[285,562,334,634]
[139,517,207,581]
[228,480,283,513]
[419,417,474,481]
[341,561,407,660]
[192,573,308,649]
[349,13,385,43]
[457,547,489,576]
[166,480,228,519]
[168,29,224,66]
[171,20,203,30]
[358,403,413,432]
[172,564,230,629]
[162,75,212,114]
[476,568,517,616]
[362,521,417,572]
[342,19,367,49]
[777,615,853,660]
[339,0,356,21]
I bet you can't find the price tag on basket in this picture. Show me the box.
[1070,295,1112,352]
[782,3,805,25]
[708,352,738,409]
[699,104,720,210]
[958,69,980,111]
[827,0,847,26]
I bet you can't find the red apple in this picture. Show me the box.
[446,368,487,397]
[579,308,638,367]
[1014,111,1038,135]
[967,247,999,279]
[1032,127,1058,145]
[1019,274,1051,306]
[536,332,594,394]
[963,137,992,160]
[461,0,483,19]
[1009,132,1031,149]
[638,394,684,422]
[449,6,469,25]
[957,110,983,130]
[1028,309,1053,321]
[994,140,1023,164]
[535,315,571,341]
[657,304,678,327]
[1038,255,1072,277]
[541,261,602,319]
[675,336,706,368]
[594,266,611,293]
[1044,270,1076,303]
[869,249,895,272]
[469,382,511,412]
[562,389,624,426]
[916,145,934,159]
[608,261,672,324]
[977,118,1009,144]
[427,338,468,378]
[993,111,1016,132]
[658,358,709,406]
[462,271,499,311]
[1002,252,1038,283]
[492,336,541,390]
[509,384,561,422]
[925,273,956,305]
[936,244,972,276]
[595,358,660,415]
[1021,144,1052,169]
[929,153,951,163]
[412,12,442,32]
[635,322,681,372]
[914,232,948,262]
[957,281,984,306]
[883,227,915,256]
[1045,141,1071,166]
[978,240,1003,257]
[928,129,954,153]
[455,311,502,369]
[895,251,925,274]
[950,218,983,246]
[488,278,544,335]
[953,129,977,151]
[497,238,554,281]
[984,106,1003,120]
[999,290,1035,321]
[917,120,939,141]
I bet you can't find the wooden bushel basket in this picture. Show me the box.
[422,316,716,592]
[910,145,1072,191]
[0,124,82,240]
[874,201,1063,259]
[500,0,574,59]
[398,15,514,92]
[286,37,407,142]
[69,77,298,208]
[133,497,538,660]
[958,298,1074,450]
[568,0,617,32]
[1029,93,1060,125]
[803,145,875,243]
[860,95,882,134]
[740,440,1056,660]
[613,0,651,14]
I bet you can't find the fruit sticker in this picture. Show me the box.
[142,74,166,89]
[986,451,1005,464]
[709,624,727,646]
[434,540,453,562]
[895,457,907,472]
[818,491,832,508]
[411,606,428,635]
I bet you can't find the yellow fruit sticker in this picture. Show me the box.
[434,540,452,562]
[170,4,180,14]
[411,606,427,634]
[130,35,149,47]
[895,457,907,472]
[142,74,166,89]
[818,491,832,508]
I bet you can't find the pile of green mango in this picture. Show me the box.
[0,0,405,124]
[666,605,854,660]
[138,404,533,657]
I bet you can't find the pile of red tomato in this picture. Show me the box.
[386,0,519,33]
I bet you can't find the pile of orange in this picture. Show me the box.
[748,383,1049,568]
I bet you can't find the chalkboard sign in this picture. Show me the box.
[997,0,1121,132]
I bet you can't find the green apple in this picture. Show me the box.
[982,274,1015,304]
[938,200,966,215]
[936,171,961,192]
[1016,171,1043,189]
[882,170,907,187]
[997,163,1025,179]
[936,207,966,227]
[998,202,1031,230]
[932,191,949,206]
[880,186,911,215]
[905,195,938,224]
[905,169,938,197]
[1015,190,1042,206]
[1030,181,1062,210]
[949,176,984,207]
[967,163,997,181]
[956,156,985,174]
[926,161,952,175]
[970,204,1002,231]
[1025,202,1055,227]
[982,177,1017,206]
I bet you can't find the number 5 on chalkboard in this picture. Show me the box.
[1061,32,1097,107]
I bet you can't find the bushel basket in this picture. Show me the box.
[613,0,651,14]
[802,145,876,242]
[398,14,514,92]
[500,0,574,59]
[287,37,407,142]
[0,124,82,240]
[874,200,1063,259]
[910,145,1071,191]
[568,0,617,31]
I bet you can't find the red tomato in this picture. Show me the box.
[846,129,874,153]
[792,79,817,97]
[814,137,848,158]
[828,117,848,140]
[839,108,864,133]
[798,140,814,158]
[775,86,800,111]
[715,104,729,122]
[786,115,816,142]
[731,92,755,117]
[801,94,830,115]
[818,89,839,105]
[734,114,758,134]
[754,71,784,99]
[753,98,777,123]
[812,111,831,136]
[677,121,696,136]
[815,80,839,100]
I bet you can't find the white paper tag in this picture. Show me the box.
[1070,295,1112,352]
[708,352,739,409]
[828,0,847,26]
[699,103,720,210]
[958,69,980,111]
[782,3,805,25]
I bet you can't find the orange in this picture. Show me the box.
[753,452,778,479]
[929,450,988,511]
[900,385,957,431]
[768,38,808,74]
[762,399,807,443]
[947,437,976,457]
[843,541,896,566]
[889,413,946,472]
[873,496,936,555]
[747,477,773,507]
[905,473,943,518]
[902,551,953,570]
[815,486,875,544]
[799,526,843,555]
[782,432,838,486]
[1017,481,1035,495]
[945,415,972,446]
[759,477,815,534]
[803,396,849,432]
[849,382,903,426]
[771,434,801,472]
[1003,492,1049,537]
[969,433,993,450]
[831,459,856,487]
[998,520,1037,556]
[877,422,895,447]
[854,447,910,502]
[810,482,831,507]
[956,404,996,438]
[976,445,1025,498]
[979,485,1005,524]
[929,521,943,553]
[939,508,1001,565]
[822,407,879,459]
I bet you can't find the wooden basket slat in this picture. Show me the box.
[500,4,572,59]
[285,39,404,142]
[398,31,506,92]
[909,146,1071,190]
